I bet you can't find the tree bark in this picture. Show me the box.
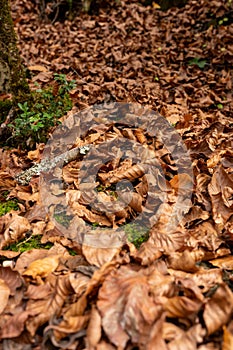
[0,0,30,104]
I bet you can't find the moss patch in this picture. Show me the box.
[0,199,19,216]
[3,234,53,253]
[124,223,149,248]
[0,100,13,124]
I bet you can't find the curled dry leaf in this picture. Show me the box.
[167,324,205,350]
[169,173,193,194]
[167,250,198,273]
[0,310,30,339]
[147,315,168,350]
[14,249,51,274]
[208,166,233,228]
[69,272,90,297]
[203,284,233,335]
[0,267,23,295]
[82,229,126,267]
[0,172,16,190]
[97,265,164,348]
[23,255,60,280]
[164,296,203,318]
[26,275,73,336]
[0,213,31,249]
[108,164,145,184]
[82,244,121,268]
[86,305,102,349]
[210,256,233,270]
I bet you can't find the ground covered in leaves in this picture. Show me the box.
[0,0,233,349]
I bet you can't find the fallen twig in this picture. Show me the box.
[15,145,90,185]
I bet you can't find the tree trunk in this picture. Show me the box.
[158,0,187,10]
[0,0,30,105]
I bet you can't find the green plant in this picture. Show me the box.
[8,74,76,148]
[188,57,207,69]
[54,73,76,94]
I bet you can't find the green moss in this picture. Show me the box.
[3,234,53,253]
[0,0,30,105]
[0,199,19,216]
[68,249,77,256]
[3,233,77,256]
[54,212,73,229]
[124,223,149,248]
[0,100,13,124]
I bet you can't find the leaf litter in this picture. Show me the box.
[0,0,233,348]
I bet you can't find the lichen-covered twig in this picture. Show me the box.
[15,145,91,186]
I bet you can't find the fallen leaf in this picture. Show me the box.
[23,255,60,280]
[0,279,10,314]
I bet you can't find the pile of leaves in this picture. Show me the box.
[0,0,233,348]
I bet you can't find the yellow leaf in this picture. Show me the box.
[23,255,60,279]
[223,326,233,350]
[28,65,48,72]
[153,2,161,9]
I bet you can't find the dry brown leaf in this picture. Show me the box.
[0,172,16,189]
[136,241,163,265]
[26,275,73,336]
[69,272,90,297]
[210,256,233,269]
[0,311,29,339]
[97,265,165,348]
[14,249,51,274]
[28,65,48,72]
[0,279,10,315]
[108,164,145,184]
[169,173,193,194]
[167,324,205,350]
[86,305,102,349]
[222,326,233,350]
[164,296,202,318]
[82,244,121,268]
[0,267,23,295]
[167,250,198,272]
[163,322,186,342]
[149,229,187,253]
[203,284,233,335]
[23,255,60,280]
[147,315,168,350]
[1,214,31,249]
[208,166,233,228]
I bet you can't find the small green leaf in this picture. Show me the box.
[217,103,223,109]
[188,57,207,69]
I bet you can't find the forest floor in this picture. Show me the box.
[0,0,233,349]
